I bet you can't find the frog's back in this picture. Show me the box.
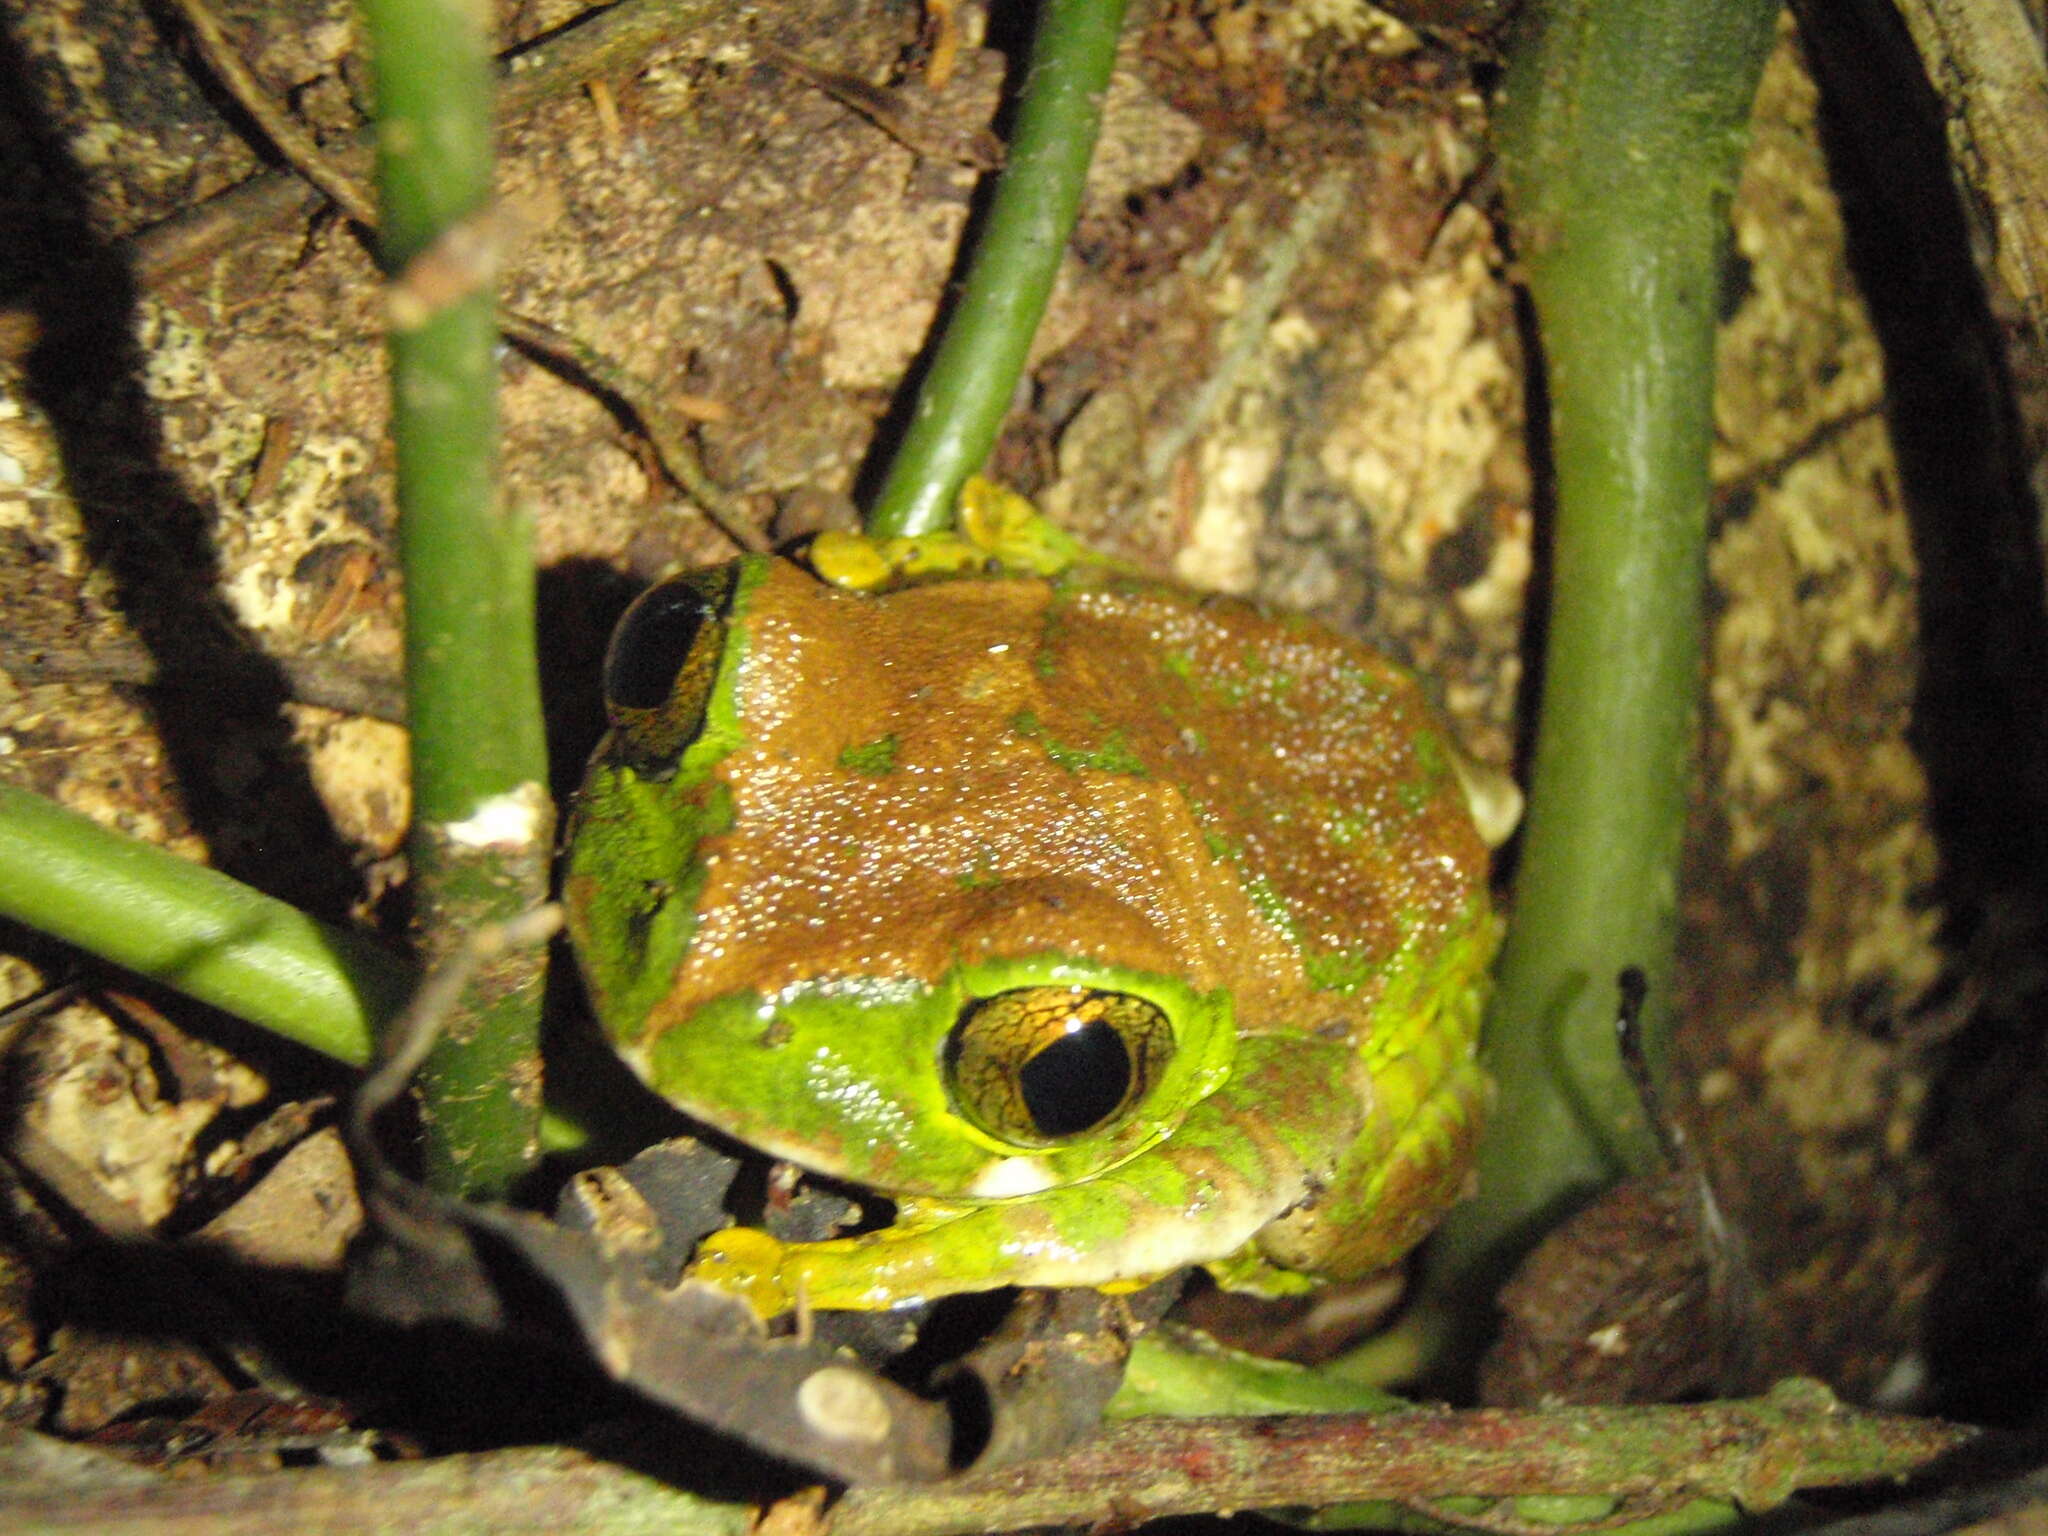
[1025,576,1491,1030]
[682,563,1490,1047]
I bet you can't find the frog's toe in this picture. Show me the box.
[687,1225,796,1319]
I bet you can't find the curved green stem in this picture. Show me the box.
[0,784,407,1064]
[864,0,1128,538]
[0,786,595,1150]
[1394,0,1781,1384]
[366,0,552,1197]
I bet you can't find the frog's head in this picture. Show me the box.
[563,557,1254,1201]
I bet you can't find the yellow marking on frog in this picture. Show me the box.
[810,477,1096,592]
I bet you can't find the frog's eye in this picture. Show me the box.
[944,987,1173,1147]
[602,566,738,774]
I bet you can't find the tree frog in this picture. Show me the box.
[564,500,1501,1319]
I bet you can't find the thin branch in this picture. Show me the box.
[161,0,762,552]
[863,0,1129,537]
[496,310,768,552]
[832,1386,1967,1535]
[3,637,404,721]
[163,0,377,227]
[0,1388,1975,1535]
[753,40,1003,171]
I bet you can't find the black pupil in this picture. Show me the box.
[1018,1018,1133,1139]
[605,582,713,710]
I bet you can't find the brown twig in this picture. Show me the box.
[0,0,724,358]
[0,1435,753,1536]
[123,0,724,296]
[753,39,1003,171]
[828,1386,1972,1536]
[155,0,763,553]
[163,0,377,227]
[495,310,769,552]
[2,637,406,722]
[0,1385,1977,1535]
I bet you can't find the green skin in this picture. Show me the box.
[564,542,1495,1317]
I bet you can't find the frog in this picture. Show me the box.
[562,491,1503,1319]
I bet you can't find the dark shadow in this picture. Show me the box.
[532,556,643,812]
[1488,280,1557,897]
[0,16,360,918]
[1794,0,2048,1425]
[12,1229,800,1485]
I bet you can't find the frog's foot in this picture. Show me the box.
[686,1225,806,1319]
[807,478,1098,593]
[686,1035,1366,1317]
[687,1206,1022,1317]
[687,1185,1237,1316]
[688,1187,1251,1317]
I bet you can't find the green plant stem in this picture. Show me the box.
[0,786,597,1150]
[863,0,1128,537]
[1400,0,1781,1379]
[0,784,407,1064]
[365,0,552,1198]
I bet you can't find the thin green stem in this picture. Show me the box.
[0,784,407,1065]
[1398,0,1781,1382]
[365,0,552,1197]
[864,0,1128,538]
